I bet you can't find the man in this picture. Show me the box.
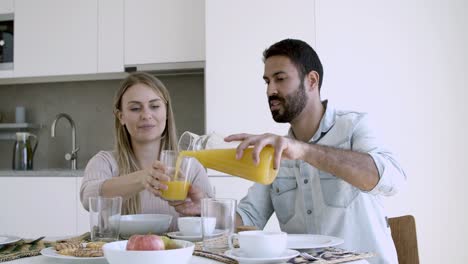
[224,39,406,264]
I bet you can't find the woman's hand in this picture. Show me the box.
[140,160,171,197]
[168,185,206,216]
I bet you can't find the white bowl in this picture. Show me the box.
[119,214,172,237]
[103,239,194,264]
[177,216,216,236]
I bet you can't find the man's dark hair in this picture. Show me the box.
[263,39,324,90]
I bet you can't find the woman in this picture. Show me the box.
[80,72,213,229]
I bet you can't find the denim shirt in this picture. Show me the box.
[237,101,406,264]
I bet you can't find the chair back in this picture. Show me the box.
[388,215,420,264]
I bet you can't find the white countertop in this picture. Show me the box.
[0,170,84,177]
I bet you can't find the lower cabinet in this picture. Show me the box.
[0,177,77,238]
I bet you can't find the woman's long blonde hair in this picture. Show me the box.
[113,72,178,215]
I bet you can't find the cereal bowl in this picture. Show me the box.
[119,214,172,237]
[103,239,194,264]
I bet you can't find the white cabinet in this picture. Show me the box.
[205,0,315,135]
[98,0,124,73]
[76,177,90,235]
[14,0,98,77]
[124,0,205,66]
[0,177,77,238]
[0,0,13,14]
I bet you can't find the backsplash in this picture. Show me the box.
[0,73,205,170]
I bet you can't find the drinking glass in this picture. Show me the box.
[201,198,237,254]
[89,196,122,242]
[160,150,194,201]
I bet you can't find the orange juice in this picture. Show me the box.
[161,181,190,200]
[180,146,278,185]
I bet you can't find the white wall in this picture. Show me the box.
[315,1,468,263]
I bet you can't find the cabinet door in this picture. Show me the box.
[98,0,124,73]
[205,0,315,135]
[124,0,205,65]
[14,0,98,77]
[0,177,76,238]
[0,0,13,14]
[76,177,90,235]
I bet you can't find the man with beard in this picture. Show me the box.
[224,39,406,264]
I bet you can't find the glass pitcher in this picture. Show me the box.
[12,132,38,170]
[178,131,278,185]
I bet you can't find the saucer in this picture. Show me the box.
[287,234,344,249]
[167,229,225,242]
[224,248,300,264]
[0,235,21,246]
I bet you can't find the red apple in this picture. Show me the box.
[126,234,165,251]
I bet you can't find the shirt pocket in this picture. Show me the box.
[319,171,358,208]
[270,175,298,224]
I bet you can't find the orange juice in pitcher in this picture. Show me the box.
[177,132,278,185]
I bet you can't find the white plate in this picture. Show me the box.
[0,235,21,246]
[287,234,344,249]
[40,246,105,260]
[167,229,225,242]
[224,248,300,264]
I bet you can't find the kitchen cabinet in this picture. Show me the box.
[0,0,13,14]
[0,177,77,238]
[14,0,98,77]
[124,0,205,66]
[76,177,90,235]
[98,0,124,73]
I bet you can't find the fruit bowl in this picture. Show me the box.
[103,239,194,264]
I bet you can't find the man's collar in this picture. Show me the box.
[288,100,336,142]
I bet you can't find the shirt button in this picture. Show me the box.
[307,210,312,215]
[304,179,309,184]
[276,187,280,193]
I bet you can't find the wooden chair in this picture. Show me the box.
[388,215,420,264]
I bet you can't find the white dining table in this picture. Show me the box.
[3,255,369,264]
[1,236,369,264]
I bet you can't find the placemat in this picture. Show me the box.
[288,247,375,264]
[0,233,90,263]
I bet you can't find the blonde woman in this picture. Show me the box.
[80,72,213,229]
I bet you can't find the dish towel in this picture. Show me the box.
[0,233,89,263]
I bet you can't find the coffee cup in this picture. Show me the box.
[177,216,216,236]
[229,231,287,258]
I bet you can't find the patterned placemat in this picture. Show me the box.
[0,233,90,263]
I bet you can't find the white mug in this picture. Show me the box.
[229,231,287,258]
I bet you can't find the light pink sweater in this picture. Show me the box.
[80,151,213,230]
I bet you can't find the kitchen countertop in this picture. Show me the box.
[0,170,84,177]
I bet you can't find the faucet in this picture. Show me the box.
[51,113,79,170]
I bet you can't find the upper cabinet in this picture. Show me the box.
[14,0,98,77]
[204,0,315,134]
[98,0,124,73]
[0,0,13,14]
[124,0,205,66]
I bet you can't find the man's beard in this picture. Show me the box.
[269,81,308,123]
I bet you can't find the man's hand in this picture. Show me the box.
[168,185,206,216]
[224,133,305,169]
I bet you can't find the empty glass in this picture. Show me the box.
[89,196,122,242]
[201,198,237,254]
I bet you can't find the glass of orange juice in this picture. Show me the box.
[160,150,194,201]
